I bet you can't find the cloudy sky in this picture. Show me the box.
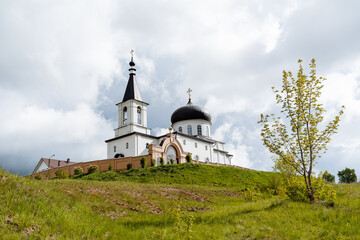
[1,0,359,178]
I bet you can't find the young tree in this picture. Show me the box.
[338,168,357,183]
[258,59,344,203]
[322,170,335,183]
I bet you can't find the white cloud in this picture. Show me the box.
[1,0,360,176]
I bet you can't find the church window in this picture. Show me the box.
[178,127,182,133]
[197,125,202,136]
[206,126,209,136]
[187,125,192,135]
[206,157,209,162]
[195,155,199,161]
[195,142,197,148]
[123,107,128,124]
[114,146,116,152]
[146,143,149,149]
[137,107,141,124]
[126,142,129,149]
[205,145,208,150]
[183,139,186,145]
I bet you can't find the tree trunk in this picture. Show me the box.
[306,174,315,203]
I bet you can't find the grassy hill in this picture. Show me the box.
[1,164,360,239]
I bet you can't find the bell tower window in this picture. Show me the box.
[137,106,141,124]
[123,107,128,125]
[197,125,202,136]
[187,125,192,135]
[178,127,182,133]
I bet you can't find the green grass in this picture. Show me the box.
[75,163,276,190]
[1,165,360,239]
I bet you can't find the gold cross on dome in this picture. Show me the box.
[187,88,192,100]
[130,49,134,58]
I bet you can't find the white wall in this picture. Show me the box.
[175,135,212,163]
[107,135,136,158]
[173,119,211,137]
[36,161,49,173]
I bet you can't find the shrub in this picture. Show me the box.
[140,157,147,168]
[281,175,336,203]
[74,167,83,175]
[282,176,308,202]
[87,165,99,174]
[34,174,42,180]
[268,174,286,196]
[55,170,68,179]
[45,172,51,179]
[151,158,156,167]
[186,154,192,163]
[313,177,336,202]
[108,164,114,171]
[243,187,262,202]
[127,163,133,170]
[338,168,357,183]
[170,159,175,165]
[322,170,335,183]
[160,157,164,166]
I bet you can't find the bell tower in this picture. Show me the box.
[114,50,151,137]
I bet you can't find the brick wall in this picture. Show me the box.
[27,155,152,180]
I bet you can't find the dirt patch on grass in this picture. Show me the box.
[85,188,108,195]
[4,215,20,230]
[221,191,240,197]
[1,175,7,183]
[123,190,163,214]
[104,210,128,219]
[186,206,210,212]
[22,225,39,236]
[164,187,210,202]
[113,200,142,212]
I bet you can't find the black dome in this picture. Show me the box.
[171,101,211,124]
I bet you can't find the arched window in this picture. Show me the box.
[146,143,149,149]
[178,126,182,133]
[197,125,202,136]
[113,146,116,152]
[183,139,186,145]
[195,142,197,148]
[187,125,192,135]
[206,126,209,136]
[137,107,141,124]
[126,142,129,149]
[123,107,128,125]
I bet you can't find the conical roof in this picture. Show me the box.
[122,50,142,102]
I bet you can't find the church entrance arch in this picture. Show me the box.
[166,145,178,164]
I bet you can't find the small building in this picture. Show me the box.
[32,157,77,174]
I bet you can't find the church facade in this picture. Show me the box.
[105,52,233,165]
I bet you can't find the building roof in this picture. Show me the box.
[171,100,212,124]
[32,158,78,174]
[122,55,143,102]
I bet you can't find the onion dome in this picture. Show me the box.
[171,99,212,124]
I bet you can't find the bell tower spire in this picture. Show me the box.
[122,49,142,102]
[114,50,150,137]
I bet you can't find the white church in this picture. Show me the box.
[105,51,233,166]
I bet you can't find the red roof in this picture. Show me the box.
[41,158,77,168]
